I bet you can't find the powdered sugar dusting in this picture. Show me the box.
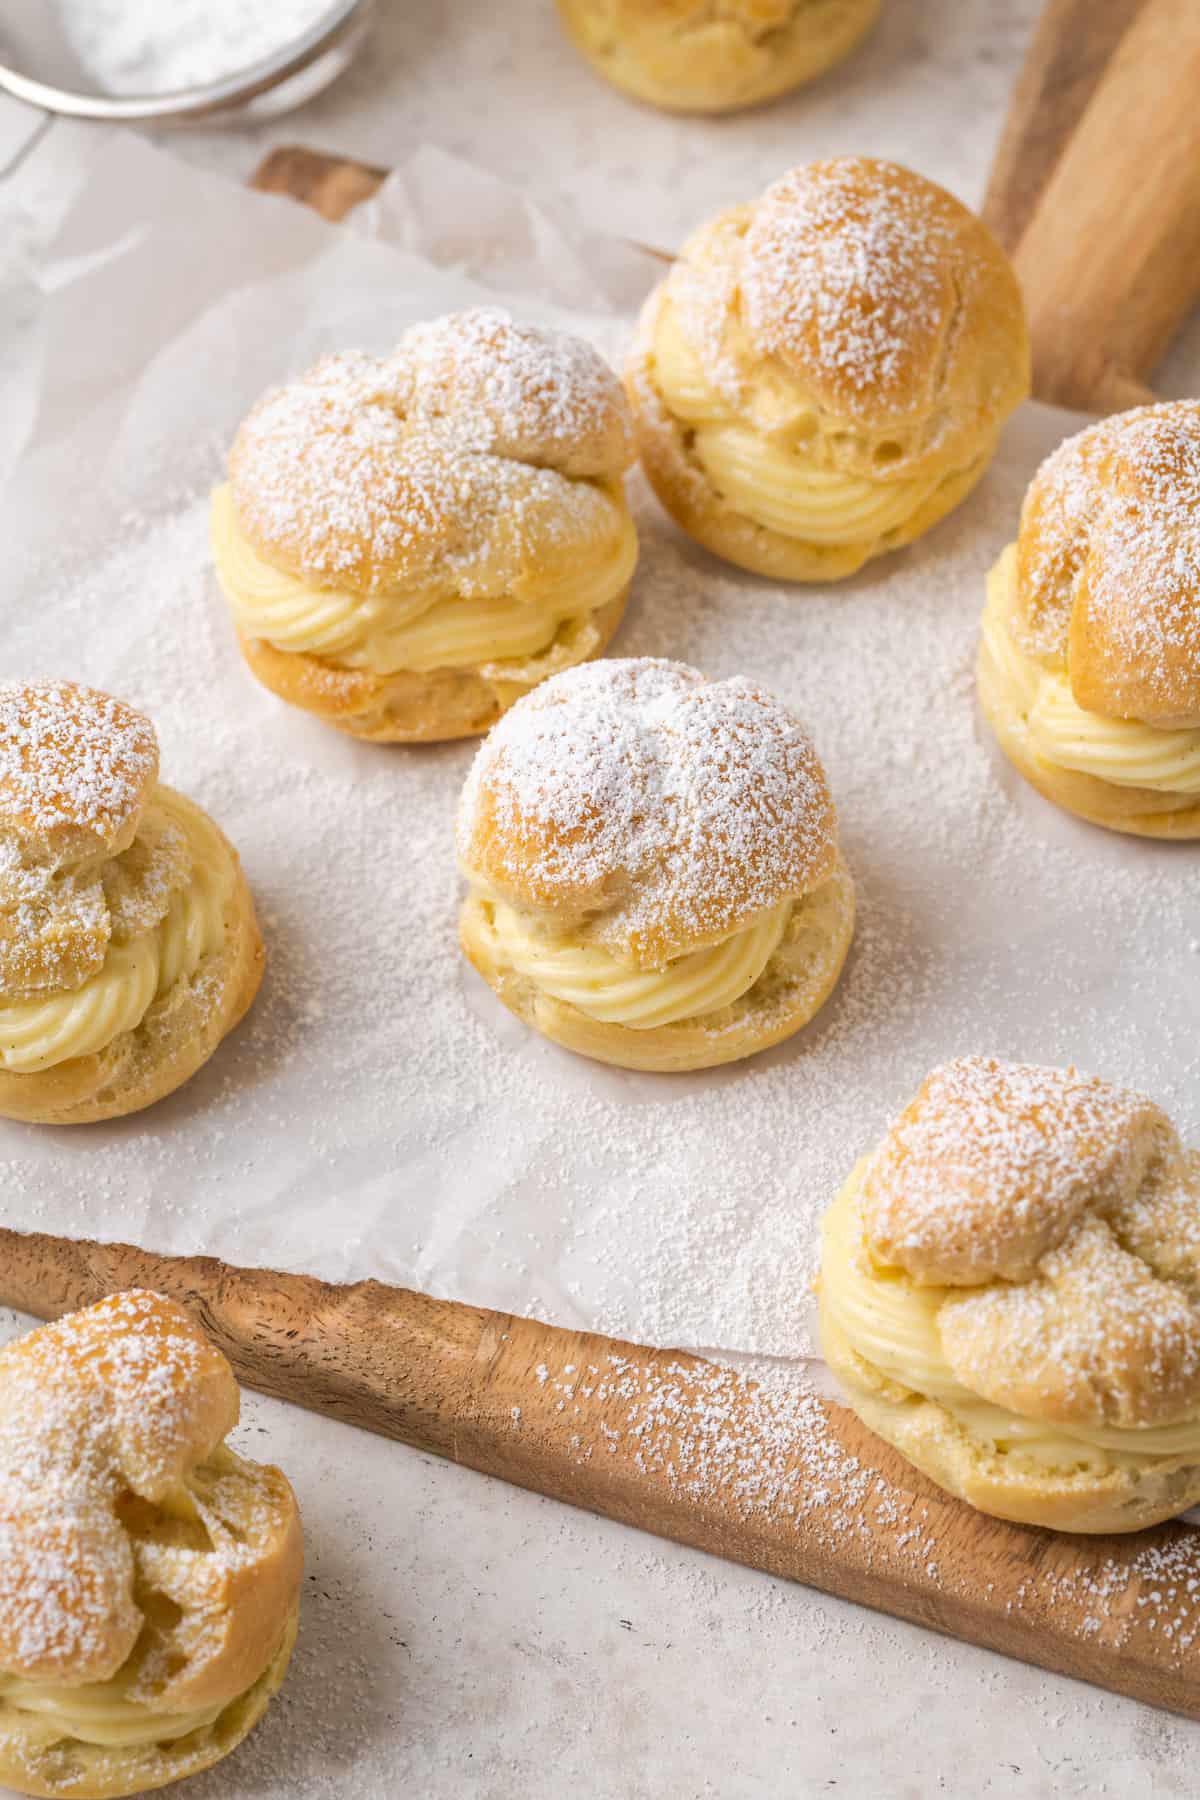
[521,1345,1200,1663]
[0,678,157,852]
[0,1291,232,1681]
[458,657,835,956]
[229,307,632,589]
[745,159,951,398]
[401,308,633,474]
[739,155,1015,424]
[855,1057,1200,1430]
[862,1056,1166,1286]
[1017,402,1200,720]
[54,0,334,96]
[943,1205,1200,1430]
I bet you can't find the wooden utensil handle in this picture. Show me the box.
[3,1224,1200,1721]
[252,144,387,221]
[253,0,1200,417]
[984,0,1200,410]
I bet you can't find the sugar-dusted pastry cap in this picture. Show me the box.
[860,1057,1200,1431]
[0,680,157,867]
[228,307,635,595]
[0,1292,235,1685]
[0,1290,299,1705]
[656,156,1028,476]
[1012,401,1200,727]
[456,656,838,964]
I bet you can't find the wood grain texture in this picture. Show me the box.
[252,143,387,220]
[984,0,1200,410]
[982,0,1143,251]
[2,1225,1200,1719]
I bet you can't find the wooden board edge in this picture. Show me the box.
[251,143,387,220]
[981,0,1143,248]
[2,1226,1199,1723]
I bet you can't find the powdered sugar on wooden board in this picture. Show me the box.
[519,1345,1200,1662]
[2,143,1199,1366]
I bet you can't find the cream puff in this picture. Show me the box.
[0,1290,302,1798]
[213,308,639,743]
[818,1056,1200,1533]
[0,679,262,1124]
[627,156,1030,581]
[978,401,1200,837]
[456,656,854,1071]
[555,0,880,115]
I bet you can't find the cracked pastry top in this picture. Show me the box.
[0,680,262,1125]
[626,156,1030,581]
[978,400,1200,837]
[455,655,854,1072]
[0,1290,302,1799]
[818,1056,1200,1533]
[212,307,639,744]
[554,0,880,115]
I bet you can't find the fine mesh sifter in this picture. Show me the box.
[0,0,373,125]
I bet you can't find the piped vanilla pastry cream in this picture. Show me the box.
[456,656,854,1072]
[213,307,639,743]
[554,0,880,115]
[978,401,1200,837]
[626,156,1029,581]
[817,1056,1200,1533]
[0,680,262,1124]
[0,1291,302,1799]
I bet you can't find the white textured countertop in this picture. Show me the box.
[3,2,1200,1793]
[0,1290,1193,1800]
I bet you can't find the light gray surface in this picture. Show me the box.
[4,2,1200,1794]
[0,1296,1194,1800]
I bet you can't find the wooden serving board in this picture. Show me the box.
[6,0,1200,1724]
[980,0,1200,412]
[5,1230,1200,1720]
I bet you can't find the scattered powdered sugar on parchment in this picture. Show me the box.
[3,442,1198,1362]
[2,157,1198,1367]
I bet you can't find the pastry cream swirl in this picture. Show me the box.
[821,1166,1200,1467]
[480,895,792,1029]
[983,547,1200,793]
[211,484,637,676]
[0,789,233,1074]
[652,308,953,544]
[0,1673,224,1750]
